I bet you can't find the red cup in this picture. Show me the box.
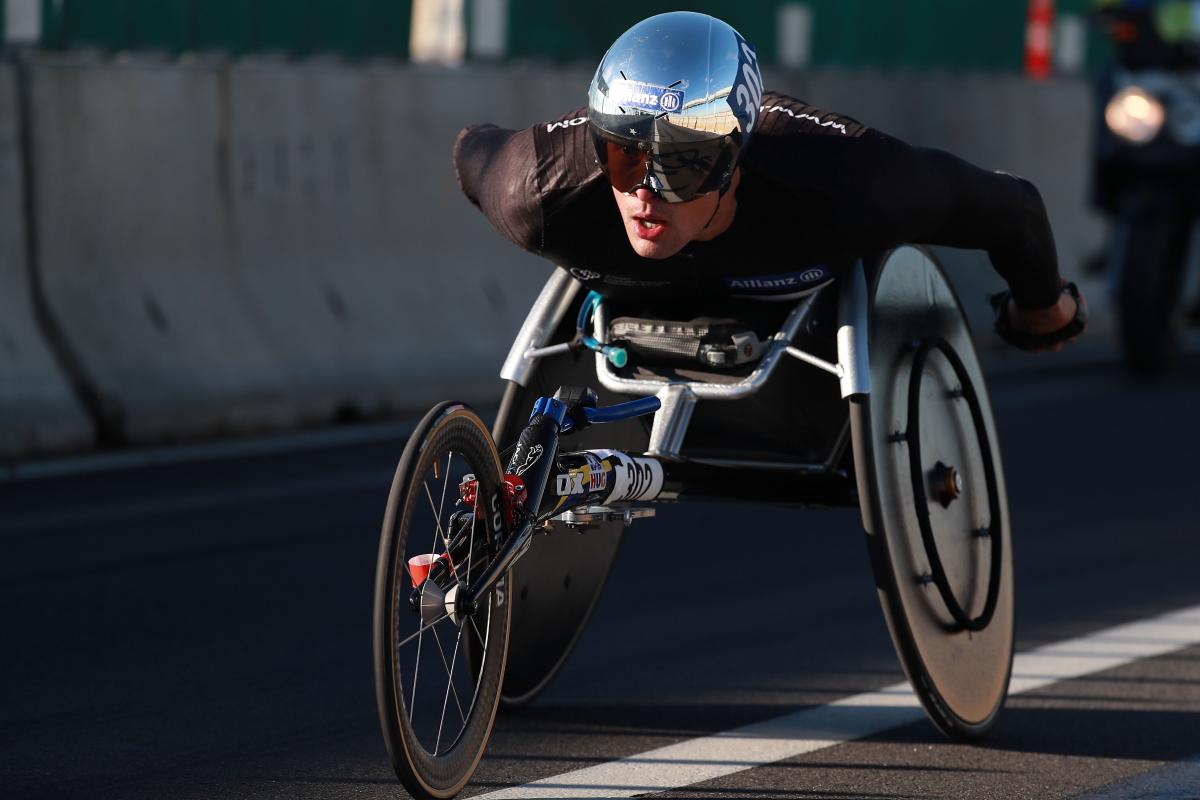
[407,553,439,587]
[407,552,455,587]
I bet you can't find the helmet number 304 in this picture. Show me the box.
[732,37,763,134]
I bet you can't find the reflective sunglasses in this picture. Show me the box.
[592,130,735,203]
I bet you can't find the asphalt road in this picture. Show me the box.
[3,355,1200,800]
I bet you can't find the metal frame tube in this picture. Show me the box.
[837,260,871,398]
[500,269,581,386]
[646,384,697,460]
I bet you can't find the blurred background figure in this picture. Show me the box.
[1090,0,1200,374]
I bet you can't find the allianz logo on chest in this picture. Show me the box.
[722,267,829,291]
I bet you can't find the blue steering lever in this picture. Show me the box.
[576,291,628,368]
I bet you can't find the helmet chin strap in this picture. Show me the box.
[702,181,733,230]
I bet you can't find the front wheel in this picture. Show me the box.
[373,402,511,800]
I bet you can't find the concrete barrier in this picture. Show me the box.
[28,57,301,443]
[216,61,563,421]
[0,63,92,458]
[25,57,578,444]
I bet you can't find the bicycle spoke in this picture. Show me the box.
[437,451,452,542]
[468,612,486,645]
[468,487,480,591]
[395,611,451,651]
[465,486,498,688]
[409,614,424,715]
[422,481,449,547]
[423,482,461,582]
[424,479,450,554]
[434,621,467,754]
[422,484,458,585]
[430,622,467,725]
[408,455,454,732]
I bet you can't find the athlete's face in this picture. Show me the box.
[611,169,739,259]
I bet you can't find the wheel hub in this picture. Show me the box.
[419,580,464,626]
[931,460,962,508]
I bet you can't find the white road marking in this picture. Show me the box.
[474,603,1200,799]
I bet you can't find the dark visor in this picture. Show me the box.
[592,128,735,203]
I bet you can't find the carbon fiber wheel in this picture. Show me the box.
[373,402,511,799]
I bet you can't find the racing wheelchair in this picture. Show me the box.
[372,246,1014,800]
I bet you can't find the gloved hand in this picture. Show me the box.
[991,281,1089,353]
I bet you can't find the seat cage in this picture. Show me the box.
[500,261,874,462]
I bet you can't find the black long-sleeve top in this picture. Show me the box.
[453,91,1062,308]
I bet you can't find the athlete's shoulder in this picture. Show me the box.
[754,90,870,139]
[530,106,603,194]
[453,105,599,200]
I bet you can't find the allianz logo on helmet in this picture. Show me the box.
[623,90,659,106]
[610,80,687,116]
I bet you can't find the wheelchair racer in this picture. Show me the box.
[453,12,1088,353]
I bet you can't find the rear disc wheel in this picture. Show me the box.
[852,246,1014,741]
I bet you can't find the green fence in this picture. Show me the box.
[507,0,1106,72]
[5,0,1109,73]
[36,0,412,58]
[805,1,1026,71]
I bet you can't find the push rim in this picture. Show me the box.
[905,335,1003,633]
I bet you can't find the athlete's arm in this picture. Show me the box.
[851,129,1064,310]
[452,124,544,253]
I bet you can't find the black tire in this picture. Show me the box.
[851,246,1014,741]
[374,402,511,800]
[1117,209,1191,377]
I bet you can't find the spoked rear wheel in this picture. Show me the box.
[373,402,511,799]
[851,246,1014,741]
